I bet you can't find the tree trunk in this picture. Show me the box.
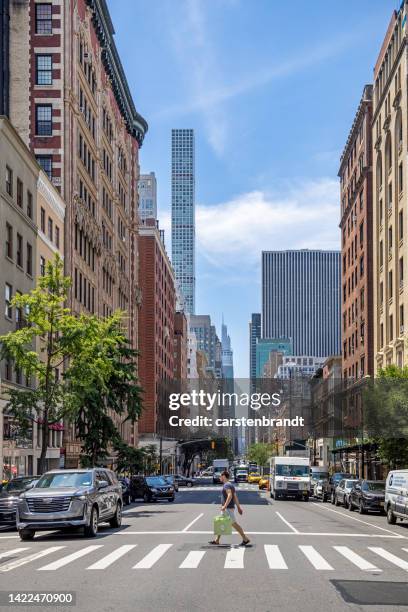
[38,421,49,475]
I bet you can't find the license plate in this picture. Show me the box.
[380,501,384,507]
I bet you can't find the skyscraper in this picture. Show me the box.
[138,172,157,222]
[171,129,195,314]
[249,313,261,380]
[221,320,234,379]
[262,250,341,357]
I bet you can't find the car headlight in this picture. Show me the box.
[73,495,87,501]
[151,488,158,493]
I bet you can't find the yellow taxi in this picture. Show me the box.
[248,471,261,484]
[258,475,269,490]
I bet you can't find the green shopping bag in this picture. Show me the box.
[213,513,232,536]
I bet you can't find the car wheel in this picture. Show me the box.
[387,506,397,524]
[143,493,150,503]
[358,500,365,514]
[109,502,122,528]
[19,529,35,541]
[334,494,340,507]
[343,495,348,508]
[348,498,354,511]
[84,506,98,537]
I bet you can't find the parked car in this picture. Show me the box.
[0,476,39,527]
[348,480,385,514]
[328,472,352,504]
[334,478,358,507]
[248,472,261,484]
[258,475,269,490]
[130,476,175,502]
[385,469,408,524]
[16,468,123,541]
[313,478,330,502]
[173,475,194,488]
[162,475,179,492]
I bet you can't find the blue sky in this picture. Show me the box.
[108,0,398,377]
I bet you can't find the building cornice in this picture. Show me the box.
[86,0,148,146]
[338,85,373,175]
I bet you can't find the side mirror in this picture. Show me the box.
[97,479,109,490]
[25,481,37,490]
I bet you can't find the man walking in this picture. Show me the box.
[209,470,250,546]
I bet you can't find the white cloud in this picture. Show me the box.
[160,177,341,276]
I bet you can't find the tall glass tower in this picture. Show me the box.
[171,129,195,314]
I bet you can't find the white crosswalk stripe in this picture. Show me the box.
[264,545,288,569]
[225,546,245,568]
[298,545,333,570]
[179,550,206,569]
[369,547,408,570]
[333,546,380,571]
[38,545,103,571]
[86,545,137,570]
[133,544,173,569]
[0,546,65,572]
[0,548,30,561]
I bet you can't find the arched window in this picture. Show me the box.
[395,109,403,151]
[376,152,383,190]
[385,133,392,174]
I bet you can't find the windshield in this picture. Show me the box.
[5,478,36,493]
[362,481,385,491]
[146,477,166,487]
[276,465,309,477]
[36,472,93,488]
[311,471,329,480]
[345,480,357,488]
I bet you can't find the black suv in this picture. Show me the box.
[348,480,385,514]
[0,476,39,526]
[129,476,175,503]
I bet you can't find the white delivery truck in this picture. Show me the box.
[385,469,408,524]
[212,459,229,484]
[269,456,311,501]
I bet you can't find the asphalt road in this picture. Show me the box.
[1,479,408,612]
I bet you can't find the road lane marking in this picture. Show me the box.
[182,513,204,532]
[225,547,245,569]
[275,511,299,533]
[38,545,103,571]
[115,530,402,537]
[369,547,408,570]
[264,545,288,569]
[0,536,20,539]
[310,502,402,536]
[0,546,65,572]
[179,550,206,568]
[86,545,137,570]
[333,546,381,571]
[298,545,333,570]
[133,544,173,569]
[0,548,30,561]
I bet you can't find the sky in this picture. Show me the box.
[108,0,399,377]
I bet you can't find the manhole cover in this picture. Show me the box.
[331,580,408,606]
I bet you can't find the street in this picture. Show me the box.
[0,479,408,611]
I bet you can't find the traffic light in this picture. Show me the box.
[211,440,215,450]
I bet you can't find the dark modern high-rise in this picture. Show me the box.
[171,129,195,314]
[249,313,261,379]
[262,250,341,357]
[221,320,234,379]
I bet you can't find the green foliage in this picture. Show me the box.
[114,440,145,474]
[247,442,277,468]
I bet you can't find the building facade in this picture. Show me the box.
[373,8,407,370]
[262,250,341,357]
[138,218,175,436]
[221,320,234,380]
[173,311,188,381]
[190,314,217,374]
[171,128,195,314]
[255,338,292,378]
[138,171,157,222]
[249,313,261,380]
[275,356,326,380]
[339,85,374,380]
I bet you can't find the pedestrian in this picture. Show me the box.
[209,470,250,546]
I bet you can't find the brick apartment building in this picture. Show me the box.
[5,0,148,465]
[138,219,176,438]
[339,84,374,380]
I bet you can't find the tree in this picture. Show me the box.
[363,365,408,469]
[247,442,276,468]
[0,256,105,474]
[114,440,145,475]
[64,315,143,466]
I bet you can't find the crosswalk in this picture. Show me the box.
[0,542,408,574]
[181,485,259,492]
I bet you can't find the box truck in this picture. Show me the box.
[212,459,229,484]
[269,456,311,500]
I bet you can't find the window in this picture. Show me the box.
[359,221,364,246]
[26,242,32,276]
[399,162,403,193]
[40,256,46,276]
[360,255,364,278]
[379,240,383,267]
[388,183,393,208]
[35,3,52,35]
[55,225,60,249]
[6,166,12,196]
[389,270,393,298]
[5,223,12,259]
[390,314,394,341]
[37,155,52,179]
[17,178,23,207]
[389,226,393,249]
[5,283,12,318]
[400,304,404,334]
[400,257,404,285]
[380,323,384,348]
[40,207,45,232]
[35,104,52,135]
[36,54,52,85]
[399,210,404,241]
[27,191,33,218]
[16,234,23,268]
[48,217,53,242]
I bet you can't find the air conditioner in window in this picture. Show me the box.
[83,51,92,62]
